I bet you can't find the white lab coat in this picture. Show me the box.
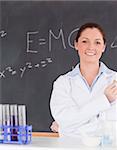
[50,62,117,137]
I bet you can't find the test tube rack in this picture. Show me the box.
[0,125,32,144]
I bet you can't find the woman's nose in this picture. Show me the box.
[88,42,95,50]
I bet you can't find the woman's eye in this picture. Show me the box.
[82,40,87,43]
[96,41,101,45]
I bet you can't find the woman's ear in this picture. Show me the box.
[102,44,106,52]
[74,40,79,51]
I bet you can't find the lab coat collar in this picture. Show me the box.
[67,62,111,93]
[68,62,111,78]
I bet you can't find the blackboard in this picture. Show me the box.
[0,1,117,132]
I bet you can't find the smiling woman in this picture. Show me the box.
[1,1,117,133]
[74,24,106,86]
[50,23,117,138]
[75,28,105,65]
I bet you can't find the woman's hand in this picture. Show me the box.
[104,80,117,103]
[50,121,59,133]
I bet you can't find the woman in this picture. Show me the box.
[50,22,117,137]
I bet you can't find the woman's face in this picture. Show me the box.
[75,27,106,64]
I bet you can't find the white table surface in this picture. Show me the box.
[0,136,116,150]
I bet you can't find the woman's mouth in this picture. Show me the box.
[85,51,96,56]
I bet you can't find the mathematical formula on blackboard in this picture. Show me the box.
[0,27,117,79]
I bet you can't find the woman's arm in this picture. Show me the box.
[50,76,111,132]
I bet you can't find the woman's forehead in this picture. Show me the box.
[79,28,104,39]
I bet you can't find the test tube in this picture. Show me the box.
[0,104,3,141]
[10,104,18,126]
[2,104,10,141]
[18,105,27,142]
[18,105,26,126]
[2,104,10,126]
[10,104,18,141]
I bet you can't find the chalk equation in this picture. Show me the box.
[111,36,117,48]
[1,28,117,52]
[0,30,7,37]
[26,28,79,53]
[0,57,52,79]
[27,28,117,52]
[26,28,117,53]
[0,27,117,80]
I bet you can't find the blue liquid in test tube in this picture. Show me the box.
[0,104,3,142]
[10,104,18,141]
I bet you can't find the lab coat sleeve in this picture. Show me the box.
[50,75,111,132]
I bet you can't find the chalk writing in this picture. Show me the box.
[0,57,52,79]
[0,70,5,78]
[20,67,26,78]
[26,27,117,53]
[46,57,52,63]
[19,57,52,78]
[0,67,17,79]
[38,39,46,45]
[26,31,39,53]
[1,28,116,54]
[11,70,17,75]
[26,62,33,69]
[68,28,79,48]
[35,64,40,68]
[26,29,67,53]
[0,30,7,38]
[111,36,117,48]
[26,28,77,53]
[49,29,66,51]
[6,67,14,72]
[0,27,117,80]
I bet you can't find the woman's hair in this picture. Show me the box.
[75,22,106,44]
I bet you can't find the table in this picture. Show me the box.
[0,136,116,150]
